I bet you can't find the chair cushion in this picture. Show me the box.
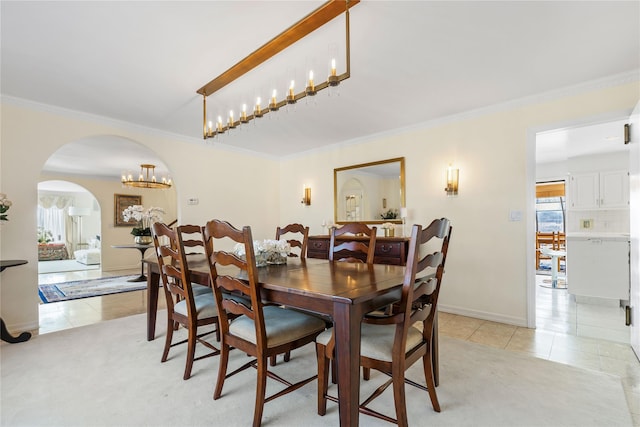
[229,305,326,348]
[316,321,426,363]
[174,292,217,319]
[192,283,212,296]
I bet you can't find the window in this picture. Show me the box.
[37,205,66,243]
[535,181,565,233]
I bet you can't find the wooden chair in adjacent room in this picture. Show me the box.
[316,218,451,427]
[151,222,220,380]
[275,223,309,258]
[554,232,566,272]
[329,222,377,264]
[201,219,327,427]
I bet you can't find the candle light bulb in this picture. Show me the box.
[331,58,336,76]
[289,80,295,96]
[309,70,314,85]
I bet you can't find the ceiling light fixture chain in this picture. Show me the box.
[198,0,358,140]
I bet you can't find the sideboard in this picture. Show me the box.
[307,235,410,265]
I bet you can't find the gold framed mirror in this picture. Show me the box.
[334,157,405,224]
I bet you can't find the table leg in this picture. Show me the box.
[333,302,363,427]
[551,255,558,288]
[1,318,31,344]
[128,247,149,282]
[146,269,160,341]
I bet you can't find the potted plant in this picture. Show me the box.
[37,227,53,244]
[122,205,165,245]
[380,209,398,220]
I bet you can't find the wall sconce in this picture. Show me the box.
[445,164,459,196]
[301,185,311,206]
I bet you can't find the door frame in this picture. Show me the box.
[526,109,634,329]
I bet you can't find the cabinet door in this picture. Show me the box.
[569,173,599,209]
[600,170,629,208]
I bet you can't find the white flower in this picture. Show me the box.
[381,222,394,230]
[122,205,165,229]
[233,239,291,264]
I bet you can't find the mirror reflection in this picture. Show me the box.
[334,157,405,224]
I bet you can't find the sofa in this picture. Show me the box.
[38,243,68,261]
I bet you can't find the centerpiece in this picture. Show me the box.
[233,239,291,267]
[121,205,165,245]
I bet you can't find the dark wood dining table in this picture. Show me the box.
[143,255,438,427]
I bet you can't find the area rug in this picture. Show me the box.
[38,275,144,303]
[0,313,634,427]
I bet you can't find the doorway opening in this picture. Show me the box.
[37,181,101,277]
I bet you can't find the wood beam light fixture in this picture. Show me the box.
[198,0,359,140]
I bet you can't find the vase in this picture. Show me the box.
[384,228,395,237]
[134,236,153,245]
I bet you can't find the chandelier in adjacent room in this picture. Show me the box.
[121,164,172,189]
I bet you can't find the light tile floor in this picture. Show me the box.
[37,269,640,425]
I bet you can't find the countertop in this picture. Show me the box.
[566,232,630,240]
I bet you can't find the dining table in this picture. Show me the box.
[143,255,439,427]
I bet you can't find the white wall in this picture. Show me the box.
[280,80,640,327]
[1,103,280,332]
[1,80,639,333]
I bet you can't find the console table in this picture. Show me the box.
[307,235,410,265]
[1,259,32,344]
[111,244,154,282]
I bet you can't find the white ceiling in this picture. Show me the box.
[2,1,639,180]
[536,119,630,164]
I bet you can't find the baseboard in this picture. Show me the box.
[438,304,528,328]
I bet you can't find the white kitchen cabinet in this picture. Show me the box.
[568,170,629,209]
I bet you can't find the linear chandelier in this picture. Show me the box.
[197,0,359,140]
[121,164,172,189]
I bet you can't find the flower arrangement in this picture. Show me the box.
[121,205,165,236]
[0,193,12,221]
[380,222,395,230]
[233,239,291,267]
[380,209,398,220]
[37,227,53,244]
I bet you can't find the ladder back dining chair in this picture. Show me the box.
[275,223,309,258]
[329,222,377,264]
[316,218,452,427]
[202,219,327,427]
[151,222,220,380]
